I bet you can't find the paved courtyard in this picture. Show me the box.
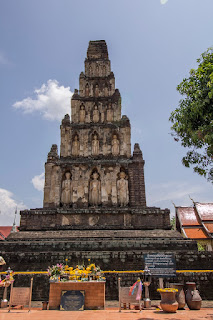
[1,308,213,320]
[1,301,213,320]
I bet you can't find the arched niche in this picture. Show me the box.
[104,83,109,96]
[106,103,113,122]
[111,132,120,156]
[89,168,101,206]
[79,104,86,123]
[94,83,99,97]
[89,64,92,76]
[72,133,80,156]
[117,168,129,207]
[96,64,99,76]
[92,103,100,123]
[61,170,72,206]
[85,83,89,97]
[91,131,99,155]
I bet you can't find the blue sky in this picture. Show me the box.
[0,0,212,225]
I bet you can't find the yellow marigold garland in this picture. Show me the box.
[157,288,178,293]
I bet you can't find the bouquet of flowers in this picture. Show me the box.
[67,261,104,281]
[48,260,105,282]
[47,263,65,281]
[0,269,14,287]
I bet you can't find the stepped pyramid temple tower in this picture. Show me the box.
[21,40,171,230]
[2,41,199,300]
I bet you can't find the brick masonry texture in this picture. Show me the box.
[49,282,105,309]
[1,252,213,301]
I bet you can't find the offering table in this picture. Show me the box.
[49,281,105,310]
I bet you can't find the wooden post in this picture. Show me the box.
[159,278,164,289]
[3,286,7,301]
[28,277,33,312]
[118,277,121,312]
[8,282,14,312]
[139,296,142,312]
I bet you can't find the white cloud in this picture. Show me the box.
[0,188,26,226]
[147,181,202,205]
[160,0,168,4]
[32,173,45,191]
[13,79,73,121]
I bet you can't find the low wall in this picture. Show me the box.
[1,242,213,300]
[0,270,213,301]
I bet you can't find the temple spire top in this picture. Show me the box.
[87,40,109,60]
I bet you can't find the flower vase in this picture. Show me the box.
[170,283,185,309]
[159,290,178,313]
[185,282,202,310]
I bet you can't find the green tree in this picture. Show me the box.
[169,49,213,182]
[197,242,205,252]
[170,216,176,230]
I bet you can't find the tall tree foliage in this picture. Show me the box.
[170,49,213,182]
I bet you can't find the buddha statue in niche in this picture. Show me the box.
[112,135,119,156]
[89,65,92,76]
[107,103,113,122]
[79,105,86,123]
[117,171,129,206]
[89,172,101,206]
[104,85,109,96]
[85,84,89,97]
[72,135,80,156]
[92,134,99,155]
[93,105,99,123]
[61,172,72,205]
[94,84,99,97]
[96,64,99,76]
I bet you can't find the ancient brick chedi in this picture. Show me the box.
[19,40,171,231]
[2,41,203,301]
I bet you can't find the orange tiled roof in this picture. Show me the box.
[183,227,208,239]
[0,226,12,240]
[177,207,200,226]
[195,203,213,221]
[0,226,18,240]
[203,223,213,234]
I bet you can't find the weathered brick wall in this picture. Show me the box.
[1,249,213,301]
[1,238,197,272]
[19,207,171,231]
[1,270,213,302]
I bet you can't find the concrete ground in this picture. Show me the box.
[1,301,213,319]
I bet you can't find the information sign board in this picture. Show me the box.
[10,287,31,306]
[144,253,176,277]
[60,290,85,311]
[8,278,33,312]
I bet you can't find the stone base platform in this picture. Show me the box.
[3,229,197,272]
[19,207,171,231]
[1,228,199,301]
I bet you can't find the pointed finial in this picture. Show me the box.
[188,195,195,205]
[171,201,176,208]
[11,207,17,233]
